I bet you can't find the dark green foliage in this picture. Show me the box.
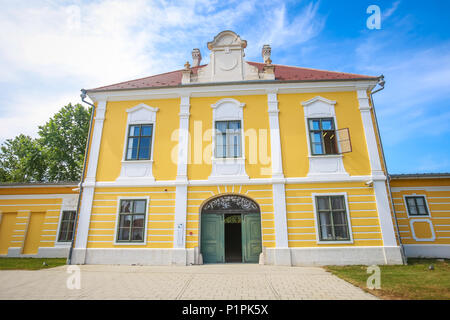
[0,103,91,182]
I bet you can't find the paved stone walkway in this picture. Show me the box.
[0,264,377,300]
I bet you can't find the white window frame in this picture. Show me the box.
[301,97,348,178]
[55,194,78,246]
[211,98,246,161]
[121,104,158,162]
[113,196,150,246]
[403,194,431,218]
[312,192,354,244]
[117,104,158,183]
[209,98,248,181]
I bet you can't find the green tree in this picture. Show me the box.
[38,103,91,182]
[0,103,91,183]
[0,134,46,182]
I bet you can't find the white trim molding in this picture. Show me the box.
[409,219,436,242]
[113,196,150,246]
[208,98,249,182]
[75,100,107,262]
[403,194,431,218]
[116,103,159,184]
[356,89,384,179]
[311,192,354,245]
[301,96,349,179]
[173,95,190,250]
[267,90,284,179]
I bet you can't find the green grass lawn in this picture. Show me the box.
[0,258,67,270]
[325,258,450,300]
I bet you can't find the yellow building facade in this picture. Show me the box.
[1,31,448,264]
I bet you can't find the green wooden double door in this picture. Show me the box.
[201,213,262,264]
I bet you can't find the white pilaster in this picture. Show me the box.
[173,95,190,250]
[357,89,397,247]
[74,100,106,262]
[267,91,291,265]
[357,89,383,178]
[267,90,284,180]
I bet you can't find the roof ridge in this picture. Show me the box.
[247,61,377,77]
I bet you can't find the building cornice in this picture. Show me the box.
[86,79,378,103]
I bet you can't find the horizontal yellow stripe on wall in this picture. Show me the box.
[348,202,377,211]
[87,242,174,249]
[288,234,316,241]
[286,220,315,228]
[349,211,379,218]
[263,241,276,248]
[262,234,276,241]
[286,212,314,219]
[351,226,381,233]
[0,206,59,212]
[349,218,380,226]
[261,220,274,228]
[0,198,62,205]
[245,191,273,198]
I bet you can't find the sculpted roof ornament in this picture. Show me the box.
[207,30,247,50]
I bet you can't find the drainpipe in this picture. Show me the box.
[370,75,407,264]
[67,89,96,265]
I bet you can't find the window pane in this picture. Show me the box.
[133,200,146,214]
[131,228,144,241]
[408,203,417,215]
[313,143,323,155]
[141,125,152,136]
[320,224,334,241]
[216,121,227,132]
[417,205,427,215]
[322,119,333,130]
[67,231,74,241]
[132,215,145,228]
[332,211,347,225]
[120,215,132,227]
[129,125,140,136]
[127,138,139,160]
[331,196,345,210]
[59,221,68,233]
[309,119,320,130]
[58,231,67,242]
[415,197,425,206]
[323,131,337,154]
[118,228,130,241]
[228,121,241,130]
[407,198,416,207]
[62,211,72,220]
[120,200,132,213]
[310,132,322,143]
[334,226,349,240]
[317,197,330,210]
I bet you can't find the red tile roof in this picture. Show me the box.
[89,62,377,92]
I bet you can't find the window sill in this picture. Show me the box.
[122,159,153,163]
[309,154,342,158]
[316,240,354,245]
[113,242,147,246]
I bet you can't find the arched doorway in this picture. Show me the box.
[200,195,262,264]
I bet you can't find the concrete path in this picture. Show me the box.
[0,264,377,300]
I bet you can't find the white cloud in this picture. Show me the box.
[0,0,324,143]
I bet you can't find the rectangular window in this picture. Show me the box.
[308,118,338,155]
[215,120,242,158]
[57,210,76,242]
[316,196,350,241]
[405,196,429,216]
[126,124,153,160]
[117,199,147,243]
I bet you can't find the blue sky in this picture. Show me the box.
[0,0,449,174]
